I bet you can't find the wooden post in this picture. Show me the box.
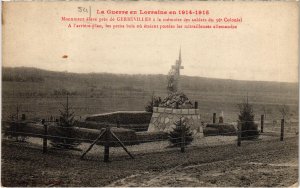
[42,119,48,153]
[15,122,19,141]
[81,129,106,160]
[237,121,241,147]
[175,102,179,109]
[16,104,19,120]
[104,127,110,162]
[180,118,185,153]
[280,119,284,141]
[261,115,264,133]
[194,101,198,109]
[219,116,223,123]
[213,113,216,124]
[110,130,134,159]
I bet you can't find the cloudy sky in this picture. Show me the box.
[3,1,298,82]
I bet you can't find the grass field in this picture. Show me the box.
[2,67,298,124]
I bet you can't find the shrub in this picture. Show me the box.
[50,95,80,149]
[203,123,236,136]
[169,118,193,147]
[238,100,259,140]
[3,121,28,142]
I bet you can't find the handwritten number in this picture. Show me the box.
[78,7,88,13]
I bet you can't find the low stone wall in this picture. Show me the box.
[148,107,202,134]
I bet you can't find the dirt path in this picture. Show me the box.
[109,155,298,187]
[109,138,298,187]
[1,136,298,187]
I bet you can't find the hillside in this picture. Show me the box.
[2,66,298,122]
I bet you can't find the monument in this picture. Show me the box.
[167,47,184,93]
[148,49,202,135]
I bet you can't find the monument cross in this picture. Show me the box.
[167,48,184,93]
[172,48,184,75]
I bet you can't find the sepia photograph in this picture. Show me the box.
[1,1,299,187]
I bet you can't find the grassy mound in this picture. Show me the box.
[82,111,152,132]
[203,123,236,136]
[77,121,149,132]
[85,111,152,124]
[3,121,139,147]
[136,131,168,143]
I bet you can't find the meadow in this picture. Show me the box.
[2,66,298,124]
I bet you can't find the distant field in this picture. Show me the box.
[2,67,298,123]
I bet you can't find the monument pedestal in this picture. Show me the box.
[148,107,203,136]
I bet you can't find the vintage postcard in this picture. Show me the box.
[1,1,299,187]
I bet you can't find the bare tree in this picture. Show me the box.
[279,104,289,119]
[262,105,267,119]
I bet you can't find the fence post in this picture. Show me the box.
[104,127,110,162]
[21,114,26,121]
[15,122,19,142]
[237,121,241,147]
[219,116,223,123]
[261,115,264,133]
[180,118,185,153]
[194,101,198,109]
[213,113,216,124]
[280,119,284,141]
[42,119,48,153]
[175,102,179,109]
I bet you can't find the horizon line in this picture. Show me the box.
[2,66,298,84]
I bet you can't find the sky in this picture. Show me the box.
[2,1,299,83]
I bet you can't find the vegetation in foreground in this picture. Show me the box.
[168,118,193,147]
[238,99,259,140]
[50,95,80,150]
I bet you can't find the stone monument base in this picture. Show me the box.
[148,107,203,135]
